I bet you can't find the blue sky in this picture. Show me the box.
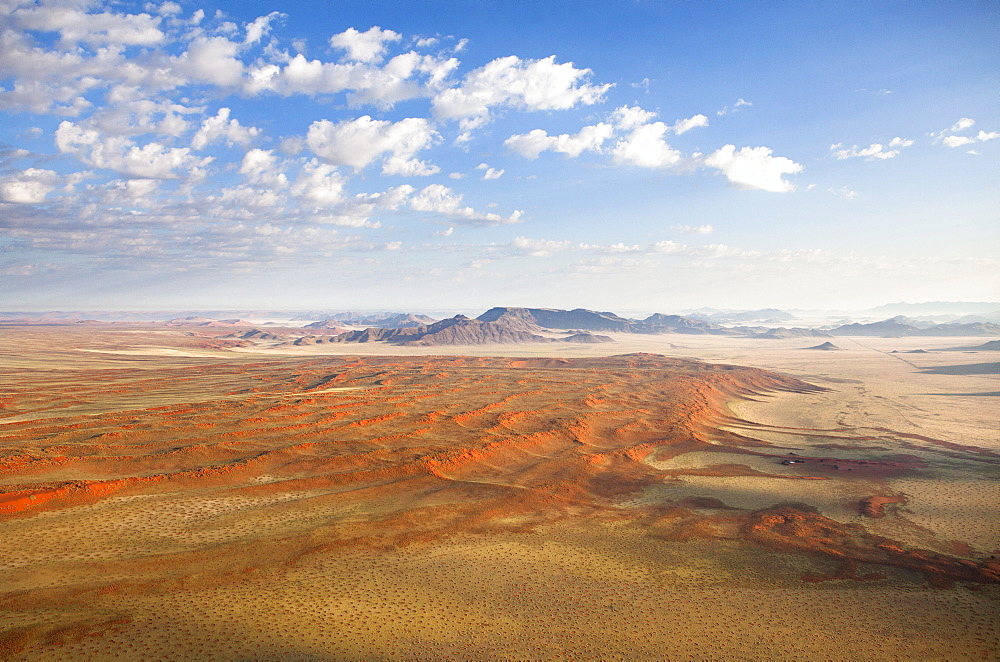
[1,0,997,312]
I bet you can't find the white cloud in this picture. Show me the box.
[942,135,974,148]
[671,114,708,135]
[508,236,573,257]
[109,177,160,201]
[291,160,346,207]
[172,36,245,87]
[610,105,658,130]
[246,51,457,108]
[329,26,402,63]
[409,183,522,226]
[55,121,211,179]
[829,186,859,200]
[649,239,685,254]
[672,224,713,235]
[306,116,439,175]
[239,149,288,188]
[504,123,614,159]
[947,118,976,133]
[218,184,285,210]
[244,11,284,46]
[702,145,802,192]
[716,98,751,116]
[612,122,681,168]
[0,168,61,203]
[8,1,165,47]
[191,108,261,150]
[309,184,414,227]
[476,163,504,180]
[830,137,912,160]
[432,55,611,131]
[934,118,998,148]
[942,130,998,148]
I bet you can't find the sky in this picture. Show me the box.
[1,0,998,313]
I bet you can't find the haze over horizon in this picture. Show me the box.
[1,0,998,311]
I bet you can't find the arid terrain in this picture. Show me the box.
[1,324,997,660]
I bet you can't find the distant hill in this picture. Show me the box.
[641,313,737,335]
[687,308,796,323]
[477,307,744,335]
[805,341,840,350]
[750,327,832,339]
[478,307,634,331]
[950,312,1000,324]
[306,312,437,329]
[868,301,1000,315]
[562,332,614,343]
[319,313,619,347]
[830,319,1000,337]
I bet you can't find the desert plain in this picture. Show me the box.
[0,324,997,660]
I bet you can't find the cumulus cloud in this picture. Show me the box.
[244,11,284,46]
[239,149,288,188]
[6,1,165,47]
[612,122,681,168]
[409,184,522,225]
[504,123,614,159]
[329,26,402,63]
[946,118,976,133]
[943,131,999,148]
[830,137,913,160]
[432,55,611,132]
[290,160,347,207]
[108,177,160,201]
[649,239,685,254]
[716,98,751,116]
[671,114,709,135]
[934,118,999,148]
[672,224,713,235]
[0,168,61,203]
[191,108,261,150]
[172,36,245,87]
[828,186,859,200]
[610,105,658,130]
[476,163,504,179]
[507,236,573,257]
[306,116,439,175]
[701,145,802,192]
[55,121,211,179]
[245,51,458,108]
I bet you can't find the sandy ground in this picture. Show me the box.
[0,325,997,660]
